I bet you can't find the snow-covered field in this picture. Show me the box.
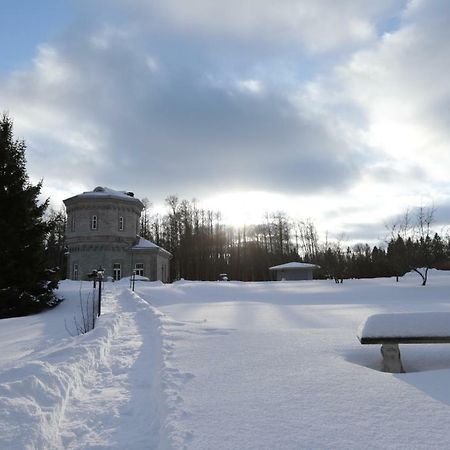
[2,271,450,449]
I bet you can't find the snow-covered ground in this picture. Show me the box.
[0,283,167,449]
[2,271,450,449]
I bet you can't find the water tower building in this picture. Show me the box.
[63,187,171,281]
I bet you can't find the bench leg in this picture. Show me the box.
[381,344,405,373]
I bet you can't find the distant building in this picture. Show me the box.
[63,187,171,281]
[269,262,320,281]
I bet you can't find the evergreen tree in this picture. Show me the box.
[0,114,60,318]
[387,235,408,282]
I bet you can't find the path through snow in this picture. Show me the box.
[59,286,162,449]
[0,283,168,450]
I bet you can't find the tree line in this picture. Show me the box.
[136,196,450,285]
[39,182,450,287]
[45,195,450,286]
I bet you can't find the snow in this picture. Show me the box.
[132,237,161,250]
[358,312,450,340]
[0,282,168,449]
[269,261,320,270]
[2,271,450,449]
[66,186,141,202]
[131,237,172,257]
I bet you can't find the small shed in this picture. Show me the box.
[269,262,320,281]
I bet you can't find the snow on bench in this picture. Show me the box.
[357,312,450,373]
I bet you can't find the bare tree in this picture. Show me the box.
[412,205,436,286]
[296,219,319,259]
[387,206,437,286]
[139,197,153,240]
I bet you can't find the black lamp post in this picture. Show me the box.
[130,249,134,289]
[87,269,98,329]
[97,267,105,316]
[132,269,136,292]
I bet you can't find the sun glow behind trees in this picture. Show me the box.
[201,191,292,227]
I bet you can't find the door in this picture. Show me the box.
[113,263,121,280]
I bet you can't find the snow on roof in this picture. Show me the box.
[358,312,450,340]
[131,237,172,257]
[269,262,320,271]
[65,186,141,203]
[132,236,160,250]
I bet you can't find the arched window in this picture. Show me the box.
[91,215,97,230]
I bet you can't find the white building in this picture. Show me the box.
[269,262,320,281]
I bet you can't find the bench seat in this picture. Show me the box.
[358,312,450,373]
[359,336,450,345]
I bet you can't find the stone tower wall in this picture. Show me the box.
[64,193,144,279]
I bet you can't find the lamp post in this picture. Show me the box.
[132,269,136,292]
[97,267,105,317]
[130,249,134,289]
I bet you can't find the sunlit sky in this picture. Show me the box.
[2,0,450,244]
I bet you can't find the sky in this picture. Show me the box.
[1,0,450,244]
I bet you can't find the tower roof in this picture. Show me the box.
[64,186,143,207]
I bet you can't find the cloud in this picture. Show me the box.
[129,0,399,53]
[332,0,450,182]
[0,6,368,205]
[2,0,449,240]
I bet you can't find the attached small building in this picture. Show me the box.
[64,186,171,282]
[269,262,320,281]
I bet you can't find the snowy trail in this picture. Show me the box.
[59,286,163,449]
[0,282,169,450]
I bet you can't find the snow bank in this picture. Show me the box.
[0,283,171,450]
[358,312,450,340]
[0,311,122,449]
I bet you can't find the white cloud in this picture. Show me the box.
[147,0,397,53]
[294,0,450,195]
[236,79,264,94]
[337,5,450,180]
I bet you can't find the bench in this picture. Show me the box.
[357,312,450,373]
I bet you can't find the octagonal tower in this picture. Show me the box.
[63,186,171,281]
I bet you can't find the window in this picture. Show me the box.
[135,263,144,277]
[113,263,121,280]
[71,215,75,232]
[119,216,124,231]
[73,264,79,280]
[91,215,97,230]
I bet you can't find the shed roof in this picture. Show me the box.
[269,262,320,271]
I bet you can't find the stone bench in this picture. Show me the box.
[357,312,450,373]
